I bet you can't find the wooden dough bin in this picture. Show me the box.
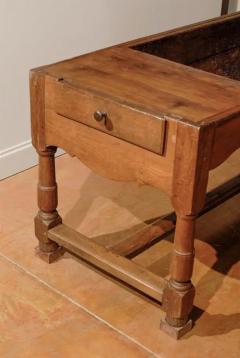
[30,12,240,339]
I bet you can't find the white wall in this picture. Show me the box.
[0,0,222,179]
[228,0,239,12]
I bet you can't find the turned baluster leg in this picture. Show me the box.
[160,214,196,339]
[35,146,64,263]
[160,122,214,338]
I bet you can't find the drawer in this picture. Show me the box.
[46,78,166,155]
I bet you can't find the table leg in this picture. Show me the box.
[160,214,196,339]
[159,123,214,338]
[34,146,64,263]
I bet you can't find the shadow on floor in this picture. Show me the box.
[61,170,240,338]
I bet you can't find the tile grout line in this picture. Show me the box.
[0,251,161,358]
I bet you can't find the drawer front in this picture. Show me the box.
[46,78,166,155]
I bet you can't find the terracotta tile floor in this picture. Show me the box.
[0,152,240,357]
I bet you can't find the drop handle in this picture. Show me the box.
[93,111,107,122]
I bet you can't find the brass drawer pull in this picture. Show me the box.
[93,111,107,122]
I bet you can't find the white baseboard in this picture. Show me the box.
[0,140,64,180]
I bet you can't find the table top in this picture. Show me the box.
[37,12,240,127]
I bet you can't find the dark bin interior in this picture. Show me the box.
[132,17,240,80]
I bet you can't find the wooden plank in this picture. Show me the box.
[110,216,175,258]
[48,224,166,302]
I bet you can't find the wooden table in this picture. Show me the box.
[30,12,240,339]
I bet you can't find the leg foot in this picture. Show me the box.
[35,245,65,263]
[160,317,192,339]
[35,210,63,263]
[161,214,196,338]
[160,280,195,338]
